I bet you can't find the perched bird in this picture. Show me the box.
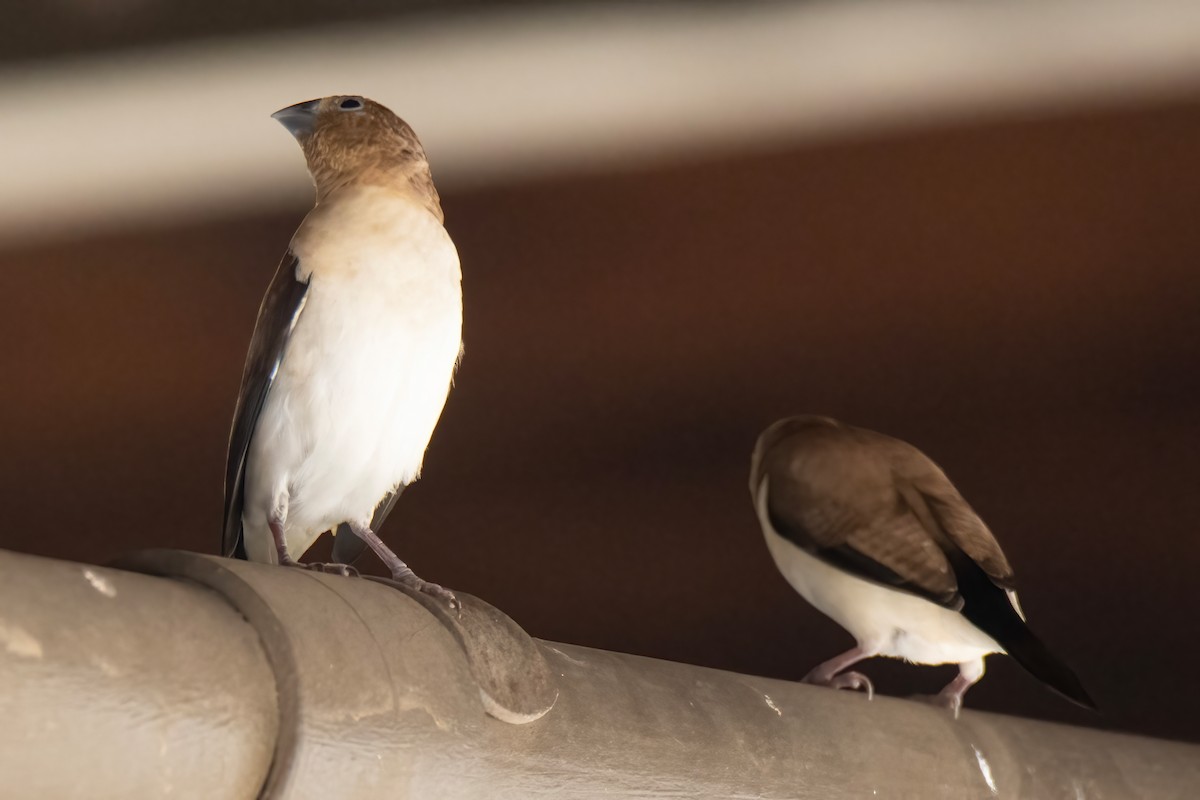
[222,95,462,604]
[749,415,1094,715]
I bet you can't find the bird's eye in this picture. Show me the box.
[339,98,363,111]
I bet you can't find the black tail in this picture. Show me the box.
[950,550,1097,710]
[998,623,1097,710]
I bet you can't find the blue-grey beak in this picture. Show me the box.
[272,99,320,138]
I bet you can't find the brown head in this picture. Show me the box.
[272,95,441,218]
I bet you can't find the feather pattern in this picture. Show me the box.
[225,95,461,587]
[222,252,310,558]
[750,415,1095,708]
[237,184,461,564]
[752,415,1013,607]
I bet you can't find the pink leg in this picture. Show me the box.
[268,515,356,577]
[348,521,458,610]
[268,515,298,567]
[803,646,875,699]
[933,658,985,719]
[916,658,985,719]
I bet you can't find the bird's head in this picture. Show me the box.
[272,95,439,212]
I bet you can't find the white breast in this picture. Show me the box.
[754,480,1002,665]
[241,185,462,562]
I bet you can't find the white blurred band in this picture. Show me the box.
[1,0,1200,243]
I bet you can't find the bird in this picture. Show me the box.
[222,95,462,605]
[749,415,1094,715]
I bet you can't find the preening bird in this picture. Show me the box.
[222,96,462,604]
[749,415,1094,715]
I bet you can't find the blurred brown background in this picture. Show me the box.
[2,0,1199,747]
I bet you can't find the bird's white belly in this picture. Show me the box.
[241,189,462,562]
[756,482,1001,665]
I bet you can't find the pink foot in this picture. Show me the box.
[281,559,359,578]
[805,670,875,700]
[912,691,964,719]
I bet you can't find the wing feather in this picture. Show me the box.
[221,252,310,558]
[759,417,1012,608]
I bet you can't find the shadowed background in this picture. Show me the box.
[2,0,1199,746]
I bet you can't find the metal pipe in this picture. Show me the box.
[1,547,1196,798]
[0,549,277,799]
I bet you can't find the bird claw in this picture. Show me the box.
[805,670,875,700]
[284,560,359,578]
[409,578,460,615]
[912,691,964,719]
[360,572,460,615]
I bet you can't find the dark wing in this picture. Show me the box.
[760,421,1011,609]
[901,446,1094,708]
[765,477,959,607]
[330,485,407,564]
[221,252,310,559]
[758,418,1095,708]
[910,478,1014,587]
